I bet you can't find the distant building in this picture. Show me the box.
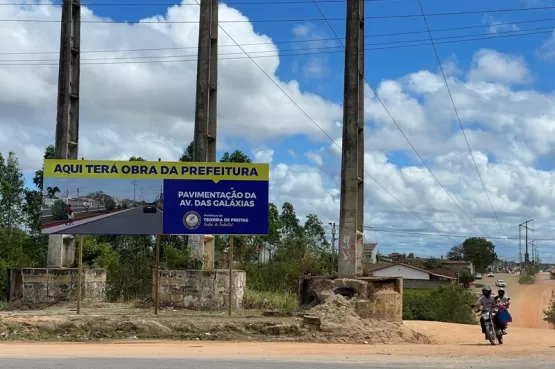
[368,263,455,281]
[363,243,377,265]
[438,260,475,276]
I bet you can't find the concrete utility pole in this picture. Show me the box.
[48,0,81,268]
[338,0,365,277]
[192,0,219,269]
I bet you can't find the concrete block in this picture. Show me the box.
[156,269,246,310]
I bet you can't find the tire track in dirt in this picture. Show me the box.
[495,273,554,329]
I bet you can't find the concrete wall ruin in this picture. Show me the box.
[8,268,106,303]
[156,269,246,310]
[299,276,403,322]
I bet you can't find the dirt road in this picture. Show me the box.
[1,273,553,363]
[1,323,554,362]
[480,272,555,329]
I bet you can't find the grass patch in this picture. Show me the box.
[518,275,536,284]
[242,289,298,312]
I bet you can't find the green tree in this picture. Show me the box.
[220,149,252,163]
[446,244,465,260]
[23,145,55,234]
[179,141,194,162]
[104,197,116,211]
[304,214,330,252]
[51,199,67,220]
[0,152,25,230]
[261,203,281,259]
[458,270,475,286]
[460,237,497,273]
[279,202,303,239]
[33,144,55,192]
[129,156,146,161]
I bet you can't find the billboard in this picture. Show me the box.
[41,160,270,235]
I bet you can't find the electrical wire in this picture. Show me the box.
[1,26,553,65]
[417,0,511,244]
[7,3,555,23]
[3,0,394,5]
[4,16,555,56]
[7,24,554,62]
[185,0,444,235]
[311,0,494,238]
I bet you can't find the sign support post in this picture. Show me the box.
[76,235,83,314]
[228,235,233,316]
[154,234,161,315]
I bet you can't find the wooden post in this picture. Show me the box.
[76,235,83,314]
[228,235,233,316]
[154,234,161,315]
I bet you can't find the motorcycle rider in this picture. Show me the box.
[495,288,510,307]
[495,288,510,334]
[476,286,496,340]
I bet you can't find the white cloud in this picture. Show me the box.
[0,2,342,171]
[483,15,520,34]
[253,148,274,163]
[5,2,555,261]
[306,151,324,166]
[290,22,335,80]
[538,30,555,61]
[467,49,531,84]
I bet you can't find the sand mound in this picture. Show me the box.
[308,293,430,344]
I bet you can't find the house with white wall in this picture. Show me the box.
[367,262,455,289]
[363,242,377,264]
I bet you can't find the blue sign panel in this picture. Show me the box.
[162,179,269,235]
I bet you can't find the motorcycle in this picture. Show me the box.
[472,298,511,346]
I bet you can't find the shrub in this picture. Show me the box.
[403,290,437,321]
[50,199,67,220]
[104,198,116,211]
[543,301,555,326]
[243,289,297,312]
[116,204,122,210]
[164,245,202,269]
[245,261,303,293]
[459,270,475,285]
[518,275,536,284]
[403,285,476,324]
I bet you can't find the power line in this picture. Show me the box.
[193,0,443,235]
[7,4,555,24]
[9,24,553,62]
[1,26,553,66]
[417,0,510,242]
[4,0,394,5]
[311,0,491,238]
[6,17,555,56]
[3,17,554,56]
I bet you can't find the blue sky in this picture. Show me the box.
[53,0,555,166]
[10,0,555,263]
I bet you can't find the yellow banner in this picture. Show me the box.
[44,160,270,182]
